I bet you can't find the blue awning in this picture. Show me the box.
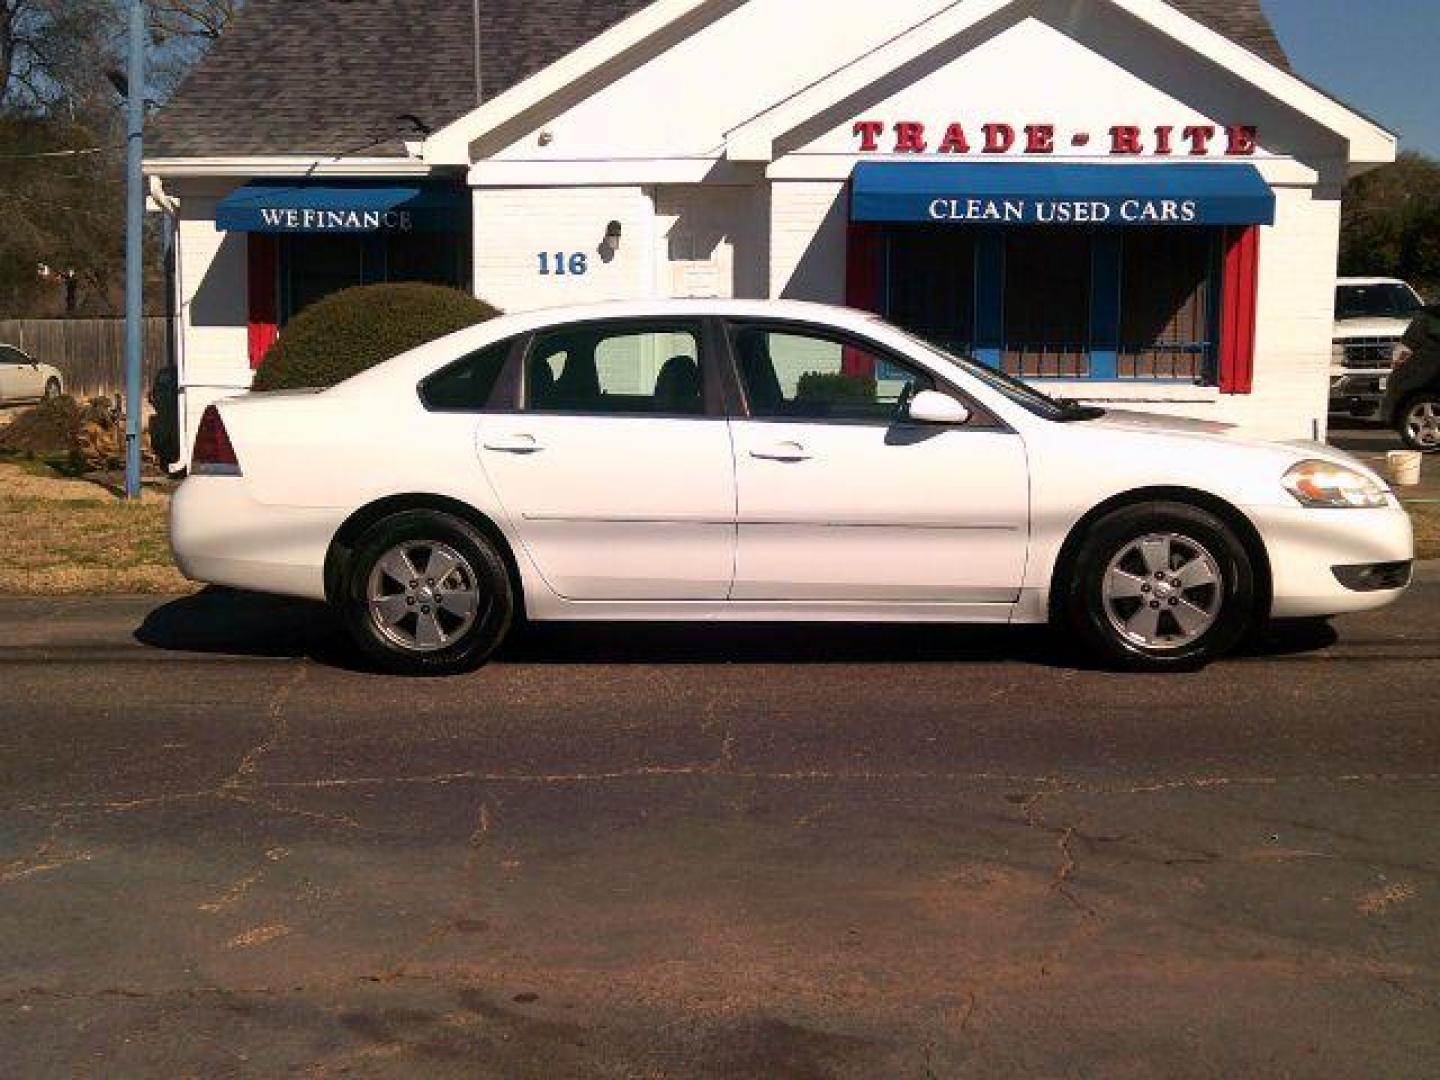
[851,162,1275,227]
[216,180,464,234]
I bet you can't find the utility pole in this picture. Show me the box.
[123,0,145,500]
[472,0,484,107]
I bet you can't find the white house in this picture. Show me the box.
[146,0,1396,464]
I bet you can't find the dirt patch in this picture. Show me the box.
[0,397,83,457]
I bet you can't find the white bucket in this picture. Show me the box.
[1387,450,1423,487]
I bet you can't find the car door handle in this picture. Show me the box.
[483,433,544,454]
[750,441,812,462]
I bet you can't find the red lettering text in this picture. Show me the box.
[1110,125,1143,154]
[1226,124,1258,156]
[852,120,884,152]
[983,123,1015,154]
[1025,124,1055,154]
[1183,125,1217,155]
[894,121,928,153]
[1154,125,1174,155]
[938,123,970,154]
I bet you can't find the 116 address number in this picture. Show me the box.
[538,252,589,276]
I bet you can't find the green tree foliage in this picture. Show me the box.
[252,284,502,392]
[1340,151,1440,296]
[0,1,241,316]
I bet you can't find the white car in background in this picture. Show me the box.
[171,300,1414,676]
[0,345,64,404]
[1330,277,1425,418]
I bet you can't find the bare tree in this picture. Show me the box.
[149,0,239,42]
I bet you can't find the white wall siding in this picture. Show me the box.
[174,184,252,465]
[472,186,655,313]
[769,182,848,304]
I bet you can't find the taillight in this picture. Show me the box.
[192,405,242,475]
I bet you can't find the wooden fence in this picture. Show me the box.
[0,318,169,401]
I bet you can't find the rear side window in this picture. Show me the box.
[420,341,512,412]
[526,322,705,416]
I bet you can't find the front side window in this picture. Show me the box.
[526,323,705,416]
[731,325,934,423]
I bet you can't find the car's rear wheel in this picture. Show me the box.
[1398,394,1440,453]
[1062,502,1257,671]
[339,510,513,675]
[43,378,60,400]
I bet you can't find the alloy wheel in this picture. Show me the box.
[1404,400,1440,450]
[1102,533,1224,650]
[366,541,483,653]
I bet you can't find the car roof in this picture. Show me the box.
[1337,277,1414,287]
[327,299,884,396]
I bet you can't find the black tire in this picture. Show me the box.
[43,378,61,400]
[1060,501,1258,672]
[338,510,513,676]
[1396,393,1440,454]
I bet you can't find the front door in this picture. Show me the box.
[727,322,1029,603]
[477,319,735,601]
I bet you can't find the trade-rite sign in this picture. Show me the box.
[852,120,1260,157]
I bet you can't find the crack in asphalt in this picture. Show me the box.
[9,769,1440,819]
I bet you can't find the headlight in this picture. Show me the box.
[1282,460,1389,509]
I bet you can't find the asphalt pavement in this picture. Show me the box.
[0,578,1437,1078]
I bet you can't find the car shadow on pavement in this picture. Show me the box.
[135,587,1339,671]
[134,587,359,668]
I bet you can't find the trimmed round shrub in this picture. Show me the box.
[252,283,501,392]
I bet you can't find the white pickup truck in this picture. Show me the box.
[1330,277,1425,418]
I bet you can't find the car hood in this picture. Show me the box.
[1087,409,1237,437]
[1334,316,1411,338]
[1076,409,1383,480]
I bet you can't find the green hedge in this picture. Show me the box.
[252,283,501,392]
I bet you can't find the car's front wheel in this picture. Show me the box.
[1062,502,1258,671]
[339,510,514,676]
[1398,394,1440,453]
[43,378,61,400]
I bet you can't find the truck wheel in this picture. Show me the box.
[1398,395,1440,453]
[1061,502,1257,671]
[339,510,513,676]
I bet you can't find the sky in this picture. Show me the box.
[1262,0,1440,158]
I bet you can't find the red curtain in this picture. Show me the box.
[1218,226,1259,395]
[247,234,279,371]
[844,221,884,377]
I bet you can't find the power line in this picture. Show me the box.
[0,145,121,161]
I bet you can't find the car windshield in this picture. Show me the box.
[1336,284,1423,321]
[889,326,1104,422]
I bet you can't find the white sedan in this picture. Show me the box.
[172,300,1414,675]
[0,345,64,404]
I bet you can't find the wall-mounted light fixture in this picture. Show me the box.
[600,220,623,262]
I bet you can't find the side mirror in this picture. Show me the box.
[907,389,971,426]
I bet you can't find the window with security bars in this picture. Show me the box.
[1002,228,1092,379]
[1118,230,1216,382]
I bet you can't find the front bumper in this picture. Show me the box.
[1329,372,1390,415]
[1246,503,1415,618]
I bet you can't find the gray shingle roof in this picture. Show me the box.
[149,0,1289,159]
[1171,0,1289,70]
